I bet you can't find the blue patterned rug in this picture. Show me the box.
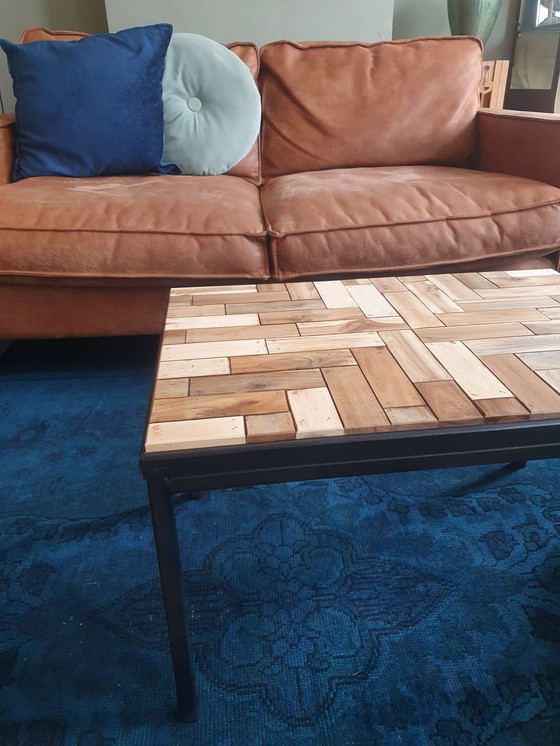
[1,337,560,746]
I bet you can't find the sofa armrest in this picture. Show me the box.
[476,108,560,188]
[0,114,16,185]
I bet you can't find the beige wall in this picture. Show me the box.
[0,0,108,112]
[104,0,394,46]
[393,0,521,60]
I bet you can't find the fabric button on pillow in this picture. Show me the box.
[0,24,179,180]
[162,33,261,175]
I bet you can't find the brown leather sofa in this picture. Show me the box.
[1,30,560,339]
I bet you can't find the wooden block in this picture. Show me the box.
[540,307,560,320]
[297,317,407,335]
[171,284,256,295]
[345,283,399,317]
[384,291,444,329]
[480,354,560,415]
[187,323,299,343]
[379,330,452,383]
[506,269,559,277]
[517,350,560,370]
[246,412,296,443]
[477,285,560,298]
[157,358,230,379]
[257,283,287,292]
[352,346,425,408]
[150,390,288,423]
[536,369,560,394]
[416,322,532,343]
[314,280,358,308]
[458,297,560,311]
[153,378,189,399]
[322,366,390,432]
[425,274,481,301]
[369,276,406,293]
[435,308,547,326]
[167,303,225,318]
[523,321,560,335]
[475,397,530,422]
[452,272,497,290]
[287,387,344,438]
[286,282,320,300]
[266,332,383,355]
[259,307,364,325]
[194,290,290,305]
[165,313,259,331]
[161,339,267,361]
[481,272,560,287]
[384,406,438,429]
[190,369,325,396]
[231,349,357,374]
[342,278,371,285]
[162,330,186,344]
[145,417,245,452]
[425,341,511,399]
[227,299,325,315]
[403,280,463,313]
[465,334,560,357]
[415,381,483,425]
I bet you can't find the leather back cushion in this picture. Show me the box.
[259,37,482,178]
[18,28,261,182]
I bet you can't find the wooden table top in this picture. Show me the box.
[144,270,560,453]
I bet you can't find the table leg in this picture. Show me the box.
[147,478,197,723]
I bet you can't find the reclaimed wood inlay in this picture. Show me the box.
[144,273,560,452]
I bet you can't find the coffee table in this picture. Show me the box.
[140,270,560,722]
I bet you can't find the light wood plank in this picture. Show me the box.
[165,313,259,331]
[161,339,267,361]
[227,299,325,315]
[345,283,399,317]
[369,276,406,293]
[458,297,560,311]
[481,272,560,287]
[259,307,364,325]
[481,354,560,415]
[379,330,452,383]
[154,378,189,399]
[384,291,444,329]
[231,349,357,374]
[194,290,290,305]
[322,366,390,432]
[415,381,483,424]
[314,280,358,308]
[145,417,245,452]
[286,282,320,300]
[171,284,256,295]
[475,397,530,422]
[287,387,344,438]
[436,308,547,326]
[384,406,438,429]
[452,272,497,290]
[465,334,560,357]
[187,323,299,343]
[246,412,296,443]
[403,279,463,313]
[506,269,558,276]
[477,285,560,298]
[540,307,560,319]
[352,346,425,408]
[167,303,225,318]
[416,323,532,343]
[162,330,186,345]
[425,274,481,301]
[536,369,560,394]
[523,321,560,335]
[425,341,511,399]
[190,369,325,396]
[517,350,560,370]
[297,318,407,335]
[266,332,383,355]
[150,390,288,423]
[157,358,229,379]
[257,283,287,292]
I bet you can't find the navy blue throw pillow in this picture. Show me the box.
[0,24,180,180]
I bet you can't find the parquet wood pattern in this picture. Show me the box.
[145,272,560,452]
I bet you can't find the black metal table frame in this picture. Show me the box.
[139,418,560,722]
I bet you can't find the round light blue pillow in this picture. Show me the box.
[162,33,261,175]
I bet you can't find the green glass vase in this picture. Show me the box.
[447,0,503,45]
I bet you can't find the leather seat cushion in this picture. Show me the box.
[261,166,560,279]
[0,175,268,282]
